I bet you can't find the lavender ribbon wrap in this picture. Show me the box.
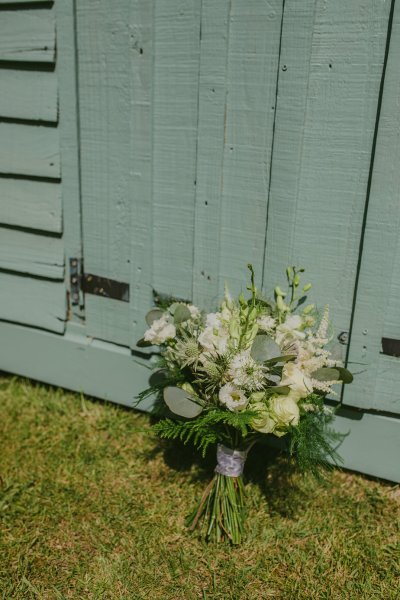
[215,443,248,477]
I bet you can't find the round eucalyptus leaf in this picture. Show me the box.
[145,309,164,326]
[251,335,281,363]
[336,367,353,384]
[271,385,291,395]
[311,367,340,382]
[265,354,297,366]
[174,304,191,324]
[163,386,203,418]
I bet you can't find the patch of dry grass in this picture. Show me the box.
[0,375,399,599]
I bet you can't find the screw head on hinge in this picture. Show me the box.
[337,331,349,345]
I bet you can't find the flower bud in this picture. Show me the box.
[274,286,286,298]
[303,303,315,314]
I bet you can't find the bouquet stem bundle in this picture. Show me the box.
[187,469,246,544]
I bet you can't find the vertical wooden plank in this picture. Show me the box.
[263,0,391,338]
[152,0,201,300]
[345,0,400,414]
[76,0,134,344]
[129,0,154,346]
[217,0,284,297]
[55,0,84,320]
[192,0,231,309]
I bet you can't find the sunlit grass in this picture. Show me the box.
[0,375,399,599]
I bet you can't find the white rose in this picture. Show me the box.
[270,393,300,430]
[280,362,313,399]
[143,314,176,345]
[219,383,248,412]
[249,401,276,434]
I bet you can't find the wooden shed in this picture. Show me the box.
[0,0,399,481]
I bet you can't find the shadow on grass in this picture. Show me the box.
[146,434,313,519]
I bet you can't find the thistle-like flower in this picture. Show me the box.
[172,336,202,368]
[228,350,266,391]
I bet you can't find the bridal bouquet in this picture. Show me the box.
[137,266,352,544]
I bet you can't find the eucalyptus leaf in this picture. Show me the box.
[163,386,203,418]
[265,354,297,366]
[251,335,281,363]
[311,367,340,382]
[271,385,291,395]
[136,337,152,348]
[173,304,192,324]
[145,309,164,326]
[336,367,353,384]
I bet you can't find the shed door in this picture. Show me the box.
[344,0,400,416]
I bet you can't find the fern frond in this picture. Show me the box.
[152,408,257,457]
[288,407,345,479]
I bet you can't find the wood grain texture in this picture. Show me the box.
[0,122,60,178]
[129,0,154,347]
[0,271,65,333]
[0,227,64,278]
[151,0,201,300]
[55,0,84,319]
[0,0,52,3]
[0,178,61,232]
[76,0,135,343]
[263,0,391,337]
[84,297,131,347]
[345,0,400,414]
[0,8,55,63]
[192,0,231,309]
[217,0,283,298]
[0,69,58,122]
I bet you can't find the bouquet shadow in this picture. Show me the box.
[148,435,312,520]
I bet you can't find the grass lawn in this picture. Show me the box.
[0,375,399,599]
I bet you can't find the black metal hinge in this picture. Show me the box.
[69,257,83,306]
[69,259,130,305]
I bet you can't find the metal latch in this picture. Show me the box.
[83,273,130,302]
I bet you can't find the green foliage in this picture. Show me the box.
[152,409,257,457]
[288,404,345,479]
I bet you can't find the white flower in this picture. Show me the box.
[275,314,305,346]
[219,383,249,412]
[143,314,176,345]
[198,312,229,355]
[249,401,276,434]
[228,350,266,390]
[188,304,201,319]
[257,315,276,332]
[270,393,300,431]
[280,362,313,399]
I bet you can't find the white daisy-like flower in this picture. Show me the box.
[228,350,266,391]
[257,315,276,332]
[143,314,176,345]
[219,383,249,412]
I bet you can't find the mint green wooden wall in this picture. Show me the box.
[0,0,399,482]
